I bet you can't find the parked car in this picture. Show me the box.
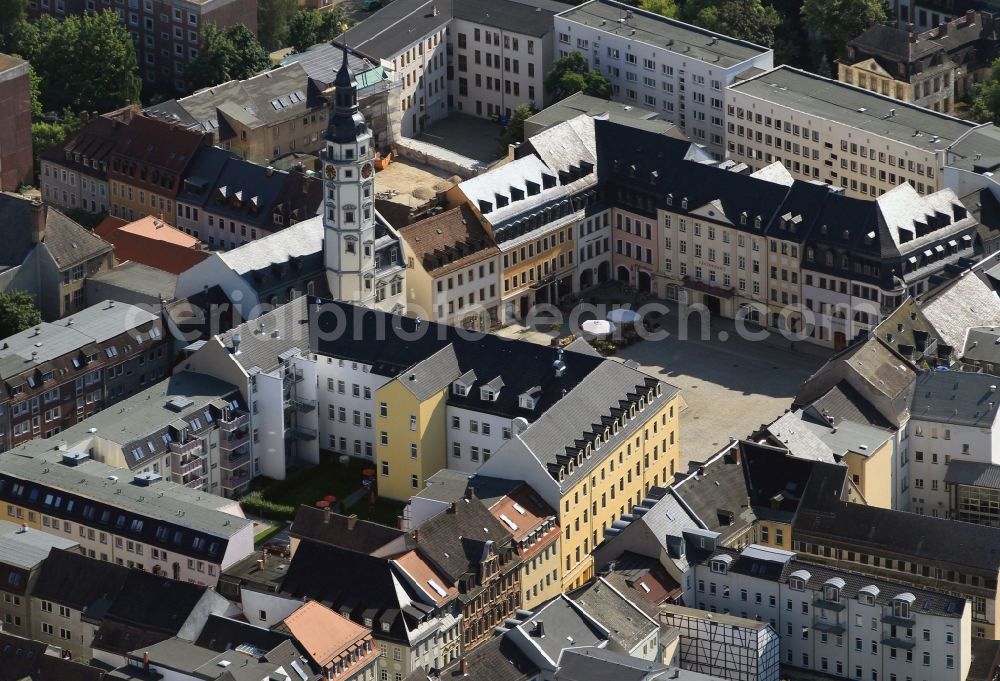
[262,540,291,558]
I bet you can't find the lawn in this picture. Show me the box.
[244,453,404,527]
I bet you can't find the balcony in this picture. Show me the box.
[169,439,203,456]
[881,613,916,627]
[172,454,204,476]
[813,597,846,612]
[222,428,250,450]
[881,635,916,650]
[222,469,252,489]
[812,621,845,636]
[283,368,304,384]
[182,473,206,490]
[221,450,251,471]
[220,413,249,432]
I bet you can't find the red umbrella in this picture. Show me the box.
[316,500,330,509]
[324,495,337,503]
[362,468,376,477]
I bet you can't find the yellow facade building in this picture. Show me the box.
[375,350,452,502]
[477,360,681,591]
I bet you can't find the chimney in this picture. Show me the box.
[450,501,459,513]
[143,651,150,672]
[323,505,331,524]
[465,486,476,501]
[261,549,267,567]
[30,200,47,244]
[967,8,976,22]
[730,444,741,465]
[19,523,27,533]
[907,22,917,42]
[459,658,468,675]
[939,20,948,36]
[347,514,358,530]
[413,528,419,542]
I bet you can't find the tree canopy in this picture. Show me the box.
[0,291,42,339]
[257,0,298,51]
[184,23,271,91]
[971,59,1000,125]
[544,53,611,103]
[287,8,352,53]
[802,0,887,61]
[28,11,140,113]
[498,104,534,152]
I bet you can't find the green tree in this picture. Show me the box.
[27,64,42,119]
[0,0,29,54]
[802,0,887,61]
[287,8,352,53]
[0,291,42,339]
[639,0,679,18]
[184,23,271,91]
[31,11,140,113]
[287,9,325,53]
[31,110,81,175]
[971,59,1000,125]
[544,53,612,102]
[257,0,298,51]
[499,104,534,152]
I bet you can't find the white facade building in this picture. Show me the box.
[903,370,1000,516]
[686,540,972,681]
[445,405,516,474]
[553,0,773,159]
[317,356,392,461]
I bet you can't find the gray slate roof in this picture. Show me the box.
[910,368,1000,427]
[729,66,977,150]
[0,299,157,380]
[557,0,770,67]
[518,596,608,664]
[945,459,1000,490]
[568,578,658,652]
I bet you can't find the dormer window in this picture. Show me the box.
[681,197,688,209]
[893,599,909,618]
[710,558,729,574]
[824,585,840,603]
[520,390,540,410]
[754,216,762,229]
[740,212,747,225]
[453,383,469,397]
[789,570,810,591]
[666,193,673,206]
[480,387,496,401]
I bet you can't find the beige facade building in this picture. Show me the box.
[398,204,502,329]
[725,65,982,199]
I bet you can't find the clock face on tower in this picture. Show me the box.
[325,165,337,180]
[361,163,373,179]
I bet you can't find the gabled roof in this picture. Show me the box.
[0,195,111,270]
[0,631,104,681]
[670,447,756,542]
[568,578,658,652]
[337,0,453,59]
[411,497,513,583]
[94,215,208,275]
[290,505,404,554]
[921,270,1000,349]
[280,540,413,643]
[32,548,128,615]
[438,635,539,681]
[280,601,371,669]
[399,204,498,276]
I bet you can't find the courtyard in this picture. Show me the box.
[497,296,829,467]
